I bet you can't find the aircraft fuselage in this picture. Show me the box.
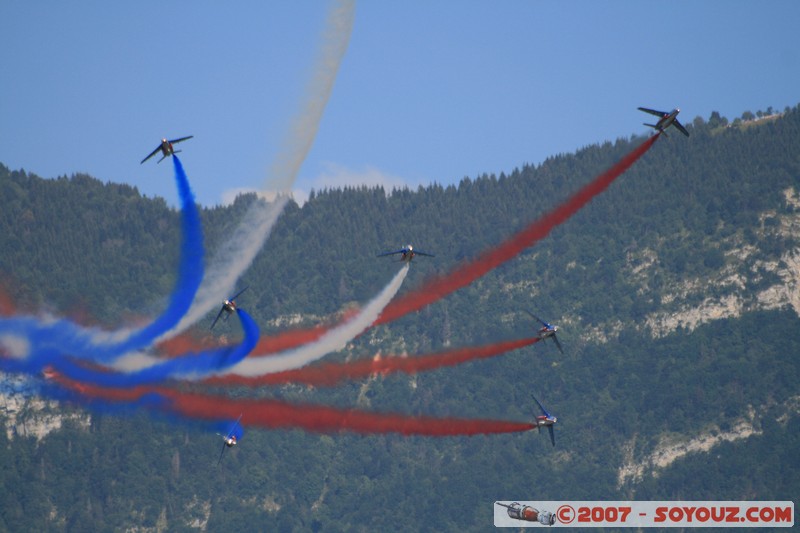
[655,109,680,132]
[400,245,416,261]
[159,139,174,157]
[536,415,556,427]
[538,326,556,339]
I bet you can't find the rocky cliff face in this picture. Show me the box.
[590,187,800,343]
[617,409,762,488]
[618,395,800,491]
[1,374,90,440]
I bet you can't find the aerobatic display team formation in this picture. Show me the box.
[0,124,670,446]
[0,0,690,454]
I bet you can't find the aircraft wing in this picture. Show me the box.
[415,250,436,257]
[377,249,404,257]
[169,135,194,145]
[210,307,226,330]
[228,414,244,437]
[524,310,550,328]
[229,286,249,302]
[672,119,690,137]
[547,425,556,446]
[552,334,564,355]
[532,394,551,418]
[140,146,161,164]
[638,107,667,117]
[217,440,227,466]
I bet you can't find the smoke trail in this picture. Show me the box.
[374,134,660,325]
[209,337,538,387]
[158,305,358,358]
[163,197,288,340]
[162,0,356,340]
[238,306,360,357]
[169,392,536,436]
[0,285,15,316]
[157,331,218,358]
[166,134,660,357]
[104,155,204,350]
[231,322,329,356]
[53,375,534,437]
[43,377,171,418]
[138,265,396,376]
[223,263,408,376]
[0,154,203,367]
[50,309,259,387]
[40,378,238,441]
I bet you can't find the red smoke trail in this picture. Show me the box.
[49,371,152,402]
[158,309,358,357]
[208,337,539,387]
[249,324,332,355]
[53,373,534,436]
[157,331,220,358]
[0,286,14,316]
[167,391,535,436]
[159,137,656,358]
[156,322,327,358]
[245,306,361,356]
[375,134,660,325]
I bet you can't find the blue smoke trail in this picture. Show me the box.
[0,155,204,369]
[48,309,259,388]
[113,155,204,352]
[42,379,170,415]
[216,415,244,441]
[39,379,226,440]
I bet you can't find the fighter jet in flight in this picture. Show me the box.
[638,107,689,137]
[216,414,243,465]
[377,244,435,262]
[525,311,563,355]
[495,502,556,526]
[210,287,249,330]
[532,394,558,447]
[140,136,194,164]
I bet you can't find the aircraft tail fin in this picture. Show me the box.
[644,123,667,137]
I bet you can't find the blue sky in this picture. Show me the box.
[1,1,798,207]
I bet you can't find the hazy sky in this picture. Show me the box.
[2,1,798,207]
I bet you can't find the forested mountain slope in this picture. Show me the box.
[0,106,798,531]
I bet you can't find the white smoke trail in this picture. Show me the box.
[159,0,356,340]
[223,264,408,377]
[0,334,29,359]
[110,262,406,376]
[160,196,288,338]
[110,350,167,372]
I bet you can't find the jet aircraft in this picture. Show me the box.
[525,311,563,354]
[532,394,558,446]
[495,502,556,526]
[140,135,194,164]
[377,244,435,262]
[210,286,249,330]
[217,414,243,465]
[638,107,689,137]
